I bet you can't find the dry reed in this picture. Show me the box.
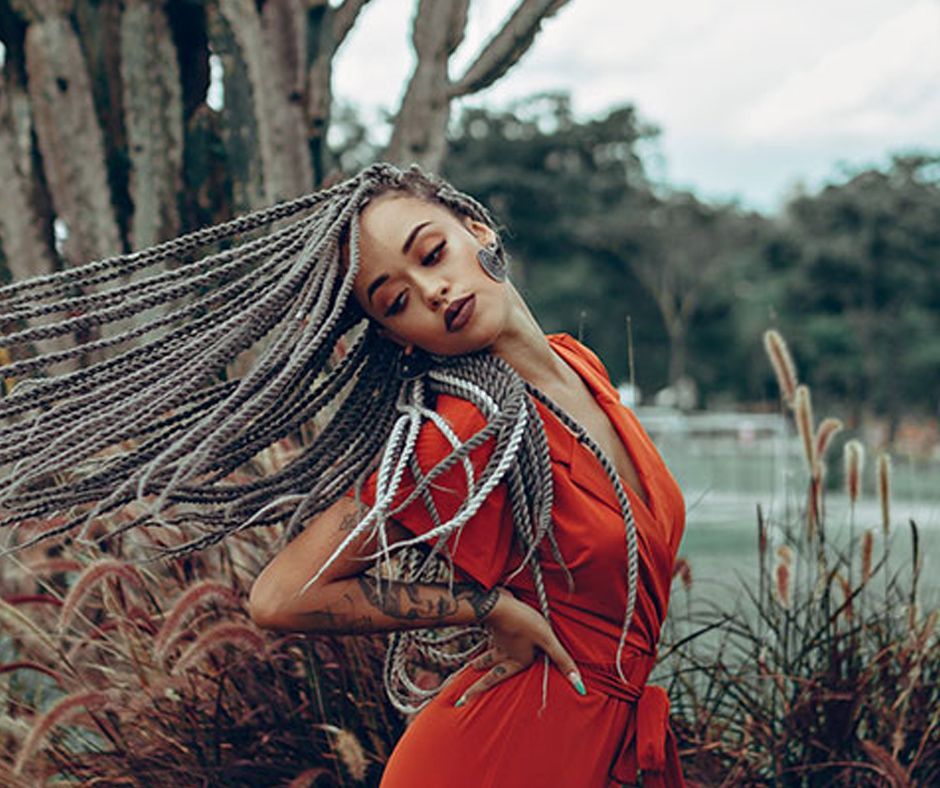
[763,329,798,406]
[844,439,865,505]
[657,328,938,786]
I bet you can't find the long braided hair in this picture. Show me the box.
[0,162,638,713]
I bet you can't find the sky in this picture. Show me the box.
[333,0,940,213]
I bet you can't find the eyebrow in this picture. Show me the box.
[366,221,433,305]
[366,274,389,305]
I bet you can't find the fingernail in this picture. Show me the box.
[567,671,586,696]
[454,696,466,708]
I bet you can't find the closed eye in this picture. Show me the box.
[386,241,447,317]
[422,240,446,266]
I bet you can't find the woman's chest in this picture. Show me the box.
[538,381,650,510]
[521,402,683,585]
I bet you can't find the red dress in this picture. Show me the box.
[345,333,687,787]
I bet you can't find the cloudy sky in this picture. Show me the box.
[333,0,940,212]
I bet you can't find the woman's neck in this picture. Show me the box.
[486,283,575,392]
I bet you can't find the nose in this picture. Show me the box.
[417,274,449,309]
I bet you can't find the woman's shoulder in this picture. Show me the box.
[546,332,611,382]
[415,393,490,461]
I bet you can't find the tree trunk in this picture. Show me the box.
[120,0,184,250]
[384,0,468,171]
[385,0,571,173]
[22,9,122,267]
[305,0,371,185]
[0,66,76,368]
[667,317,686,387]
[261,0,314,197]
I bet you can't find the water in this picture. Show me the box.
[642,420,940,611]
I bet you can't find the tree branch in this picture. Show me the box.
[331,0,372,49]
[449,0,572,98]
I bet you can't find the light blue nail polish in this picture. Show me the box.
[567,670,587,696]
[454,696,466,708]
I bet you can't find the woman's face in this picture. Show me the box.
[349,192,512,356]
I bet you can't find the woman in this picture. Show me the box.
[0,163,686,786]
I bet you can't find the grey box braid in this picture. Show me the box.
[0,162,638,713]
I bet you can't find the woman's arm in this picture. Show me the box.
[248,493,585,702]
[248,493,498,633]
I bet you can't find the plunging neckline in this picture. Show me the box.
[539,333,654,514]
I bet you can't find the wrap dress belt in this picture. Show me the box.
[579,654,683,787]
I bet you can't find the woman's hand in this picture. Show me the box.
[453,588,586,707]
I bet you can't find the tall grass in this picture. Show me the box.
[659,329,939,786]
[1,467,403,786]
[3,329,937,785]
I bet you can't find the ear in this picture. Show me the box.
[462,216,496,247]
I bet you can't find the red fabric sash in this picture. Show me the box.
[579,655,686,787]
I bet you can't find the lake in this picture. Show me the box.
[643,418,940,612]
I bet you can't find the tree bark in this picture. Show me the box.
[120,0,184,250]
[0,67,77,368]
[385,0,571,172]
[305,0,371,184]
[22,9,122,267]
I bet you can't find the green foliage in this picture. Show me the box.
[444,94,770,402]
[765,154,940,425]
[443,97,940,423]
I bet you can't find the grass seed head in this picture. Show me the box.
[775,561,791,609]
[13,690,116,775]
[814,417,843,469]
[316,724,369,781]
[154,580,243,659]
[171,621,267,675]
[843,439,865,505]
[877,452,892,536]
[763,329,798,407]
[673,557,693,591]
[794,385,817,475]
[58,559,147,632]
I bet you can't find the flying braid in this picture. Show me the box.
[0,162,638,713]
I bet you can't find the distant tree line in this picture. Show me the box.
[447,97,940,435]
[1,0,935,434]
[336,92,939,432]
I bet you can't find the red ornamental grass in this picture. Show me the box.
[57,559,147,632]
[813,417,842,474]
[0,661,69,688]
[834,573,853,621]
[154,579,243,659]
[3,593,62,608]
[24,557,83,575]
[794,385,817,475]
[843,439,865,505]
[13,689,117,775]
[775,561,791,609]
[762,329,798,407]
[861,529,874,585]
[170,620,268,675]
[877,452,892,536]
[673,557,693,591]
[286,767,332,788]
[0,596,60,657]
[315,724,369,781]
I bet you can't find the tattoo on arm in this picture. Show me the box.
[356,576,500,624]
[291,575,502,634]
[466,584,500,621]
